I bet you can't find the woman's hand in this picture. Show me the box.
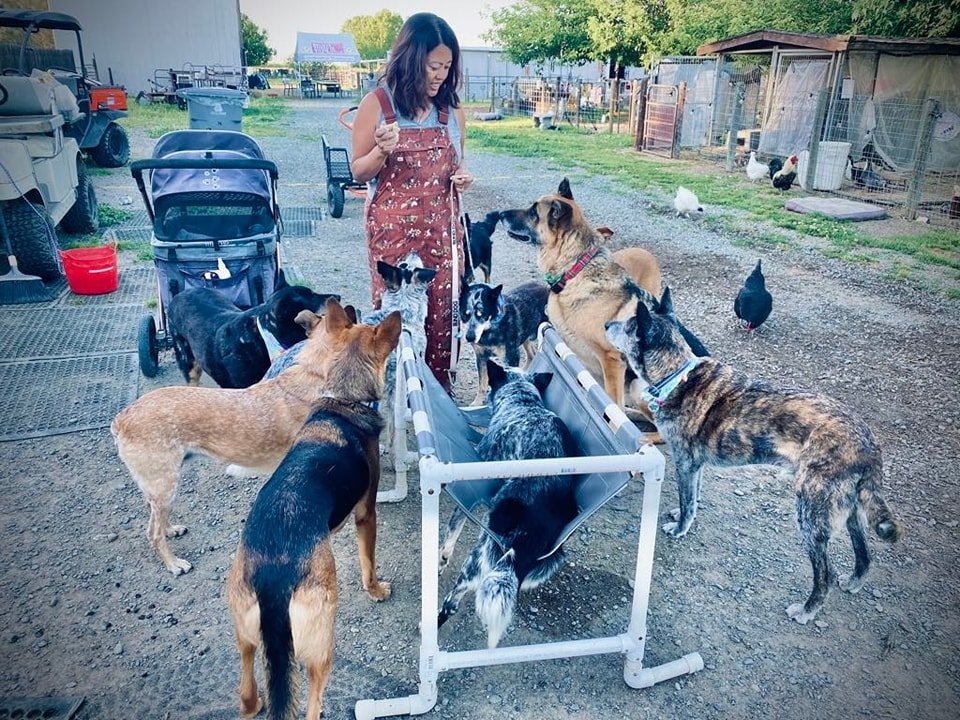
[374,121,400,155]
[451,166,474,192]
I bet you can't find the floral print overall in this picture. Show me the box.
[366,88,463,389]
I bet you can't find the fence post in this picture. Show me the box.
[489,76,495,112]
[608,78,618,134]
[805,89,831,190]
[725,82,745,172]
[575,79,582,129]
[906,98,940,221]
[672,81,687,159]
[634,77,648,151]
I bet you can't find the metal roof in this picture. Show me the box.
[697,29,960,56]
[0,10,82,32]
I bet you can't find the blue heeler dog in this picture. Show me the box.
[604,288,903,625]
[437,360,579,648]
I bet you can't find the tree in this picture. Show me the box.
[851,0,960,37]
[342,10,404,60]
[588,0,670,76]
[241,13,275,66]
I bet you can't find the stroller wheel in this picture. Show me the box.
[327,184,345,219]
[138,313,159,377]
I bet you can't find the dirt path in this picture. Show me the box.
[0,100,957,720]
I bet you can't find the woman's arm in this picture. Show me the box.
[351,92,399,183]
[451,105,473,192]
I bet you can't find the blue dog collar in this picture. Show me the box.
[256,317,287,362]
[642,357,702,415]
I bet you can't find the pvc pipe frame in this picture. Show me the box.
[357,373,703,717]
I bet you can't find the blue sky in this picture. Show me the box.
[240,0,518,62]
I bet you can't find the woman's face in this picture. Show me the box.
[424,44,453,97]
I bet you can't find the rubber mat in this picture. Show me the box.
[103,227,153,244]
[282,206,324,222]
[0,696,84,719]
[0,304,144,361]
[281,219,315,236]
[56,267,155,307]
[116,208,151,227]
[0,354,138,441]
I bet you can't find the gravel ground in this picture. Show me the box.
[1,98,958,720]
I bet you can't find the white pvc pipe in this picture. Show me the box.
[430,451,660,485]
[438,634,638,671]
[355,692,436,720]
[624,652,704,689]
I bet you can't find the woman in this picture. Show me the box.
[352,12,472,391]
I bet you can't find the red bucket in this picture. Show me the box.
[60,242,119,295]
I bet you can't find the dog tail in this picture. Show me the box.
[252,566,298,720]
[860,467,904,543]
[476,548,518,649]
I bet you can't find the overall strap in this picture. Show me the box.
[438,105,449,125]
[374,87,396,123]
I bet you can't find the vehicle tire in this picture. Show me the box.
[0,199,61,280]
[327,184,344,218]
[138,314,159,377]
[91,122,130,168]
[60,160,99,234]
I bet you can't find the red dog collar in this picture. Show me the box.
[547,246,600,293]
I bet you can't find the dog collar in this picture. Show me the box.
[256,317,287,362]
[546,246,600,293]
[642,357,703,415]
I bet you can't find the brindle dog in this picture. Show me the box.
[605,291,903,624]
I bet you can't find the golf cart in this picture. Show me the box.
[0,74,98,281]
[0,9,130,167]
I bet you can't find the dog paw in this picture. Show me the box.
[785,603,814,624]
[240,696,263,718]
[366,580,392,602]
[661,521,680,536]
[167,557,193,576]
[225,464,260,478]
[840,574,865,594]
[668,507,681,521]
[165,524,187,538]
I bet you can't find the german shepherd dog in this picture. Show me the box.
[111,299,400,575]
[458,280,549,405]
[500,178,708,424]
[437,361,579,648]
[604,292,903,624]
[463,211,501,283]
[226,306,400,720]
[167,274,339,388]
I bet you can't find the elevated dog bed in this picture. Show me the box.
[358,325,703,718]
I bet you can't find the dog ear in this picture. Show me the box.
[294,309,323,334]
[635,301,654,336]
[344,305,359,324]
[531,372,553,396]
[557,178,573,200]
[323,297,353,332]
[548,199,571,227]
[413,267,438,285]
[657,286,675,316]
[377,261,403,291]
[596,226,614,241]
[274,268,289,290]
[375,310,402,354]
[486,359,507,390]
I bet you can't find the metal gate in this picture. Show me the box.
[640,84,685,158]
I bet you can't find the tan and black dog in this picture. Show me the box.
[226,302,400,720]
[500,178,708,418]
[605,292,903,624]
[111,299,399,575]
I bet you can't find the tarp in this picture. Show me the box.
[294,33,361,64]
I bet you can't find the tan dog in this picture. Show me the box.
[596,227,663,301]
[226,301,400,719]
[111,299,400,575]
[500,178,708,417]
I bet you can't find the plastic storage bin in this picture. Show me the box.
[176,88,246,130]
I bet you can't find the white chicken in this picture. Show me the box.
[746,151,767,182]
[674,186,703,218]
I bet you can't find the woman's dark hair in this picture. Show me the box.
[383,13,461,119]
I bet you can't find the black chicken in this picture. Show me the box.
[734,259,772,332]
[847,156,888,192]
[767,157,783,179]
[771,155,798,193]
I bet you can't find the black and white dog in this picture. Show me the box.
[437,361,579,648]
[167,274,339,389]
[463,211,501,284]
[458,280,549,405]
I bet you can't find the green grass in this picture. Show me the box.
[124,95,292,139]
[466,115,960,272]
[98,203,132,228]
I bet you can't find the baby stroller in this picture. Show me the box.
[130,129,282,377]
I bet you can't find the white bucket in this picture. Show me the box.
[797,141,852,191]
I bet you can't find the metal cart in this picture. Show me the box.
[322,106,367,218]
